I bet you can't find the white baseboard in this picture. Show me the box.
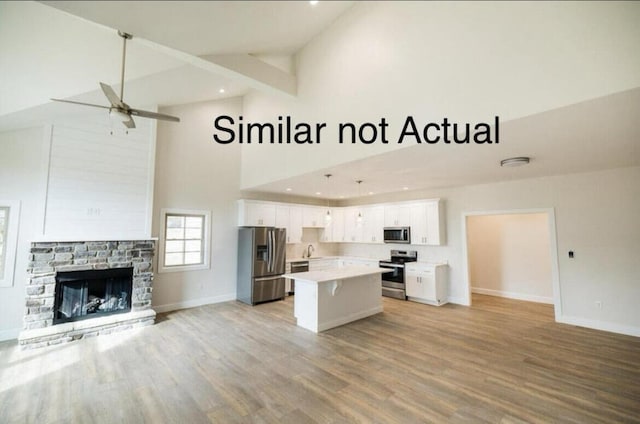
[0,327,21,342]
[557,315,640,338]
[472,287,553,304]
[153,293,236,314]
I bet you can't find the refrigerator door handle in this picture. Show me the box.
[267,229,273,273]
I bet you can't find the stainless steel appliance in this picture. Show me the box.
[383,227,411,244]
[379,250,418,299]
[288,260,309,295]
[237,227,286,305]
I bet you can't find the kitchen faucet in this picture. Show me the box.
[305,244,315,258]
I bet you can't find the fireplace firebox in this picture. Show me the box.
[54,267,133,325]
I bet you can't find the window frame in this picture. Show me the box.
[158,208,211,273]
[0,200,21,288]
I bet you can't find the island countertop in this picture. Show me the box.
[282,265,391,283]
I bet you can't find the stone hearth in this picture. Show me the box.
[19,240,156,348]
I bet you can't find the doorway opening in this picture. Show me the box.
[461,209,561,320]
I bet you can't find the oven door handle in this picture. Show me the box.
[379,263,404,268]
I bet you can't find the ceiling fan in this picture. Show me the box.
[51,30,180,129]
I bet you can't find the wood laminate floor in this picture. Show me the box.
[1,294,639,423]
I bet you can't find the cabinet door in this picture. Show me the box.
[385,204,411,227]
[425,201,441,245]
[303,206,324,228]
[409,202,428,245]
[343,207,363,243]
[362,206,384,243]
[420,268,437,300]
[246,202,276,227]
[275,205,290,239]
[405,268,421,298]
[330,208,345,242]
[288,206,303,244]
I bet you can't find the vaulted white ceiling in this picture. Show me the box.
[0,1,353,124]
[2,1,639,200]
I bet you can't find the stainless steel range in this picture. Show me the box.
[379,250,417,300]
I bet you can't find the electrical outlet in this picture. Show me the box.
[595,301,602,309]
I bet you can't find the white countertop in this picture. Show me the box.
[282,265,391,283]
[286,256,384,263]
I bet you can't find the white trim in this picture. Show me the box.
[471,287,554,304]
[153,293,236,313]
[461,208,562,318]
[0,200,21,288]
[40,124,53,236]
[145,116,158,238]
[557,315,640,338]
[158,208,212,273]
[0,327,21,342]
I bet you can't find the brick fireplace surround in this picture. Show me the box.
[18,240,156,349]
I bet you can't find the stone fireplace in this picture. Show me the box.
[19,240,156,348]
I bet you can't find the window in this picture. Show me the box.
[159,208,210,273]
[0,201,20,288]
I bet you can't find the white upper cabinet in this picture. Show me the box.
[302,206,325,228]
[288,206,304,244]
[238,200,276,227]
[322,207,344,243]
[238,198,445,245]
[343,207,363,243]
[275,205,289,229]
[362,205,384,244]
[275,205,303,244]
[384,204,412,227]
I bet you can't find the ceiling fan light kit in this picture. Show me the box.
[50,30,180,129]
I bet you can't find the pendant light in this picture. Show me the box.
[324,174,332,224]
[356,180,363,225]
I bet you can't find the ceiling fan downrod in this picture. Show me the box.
[117,31,132,103]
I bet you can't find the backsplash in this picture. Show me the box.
[285,228,338,259]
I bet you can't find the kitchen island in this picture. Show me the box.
[282,266,391,333]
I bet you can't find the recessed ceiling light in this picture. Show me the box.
[500,157,530,167]
[309,1,319,5]
[316,191,321,195]
[403,187,409,191]
[285,188,292,192]
[368,191,374,195]
[219,88,225,94]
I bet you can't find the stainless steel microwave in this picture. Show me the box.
[383,227,411,244]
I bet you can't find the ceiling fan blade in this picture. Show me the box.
[129,108,181,122]
[100,82,124,108]
[51,98,111,110]
[122,116,136,129]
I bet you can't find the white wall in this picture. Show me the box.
[0,126,48,339]
[338,166,640,336]
[241,1,640,189]
[152,98,243,312]
[467,213,553,303]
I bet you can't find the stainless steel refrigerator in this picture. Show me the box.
[237,227,286,305]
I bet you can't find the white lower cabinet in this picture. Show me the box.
[405,263,448,306]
